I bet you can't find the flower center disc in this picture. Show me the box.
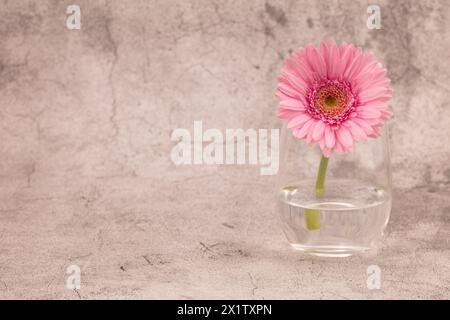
[307,80,356,125]
[324,95,337,108]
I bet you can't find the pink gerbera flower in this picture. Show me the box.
[277,40,392,156]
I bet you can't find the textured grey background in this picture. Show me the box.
[0,0,449,299]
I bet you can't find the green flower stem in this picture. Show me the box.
[315,155,329,196]
[305,155,329,230]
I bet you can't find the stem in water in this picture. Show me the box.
[304,155,329,230]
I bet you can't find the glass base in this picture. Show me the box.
[289,244,370,257]
[279,179,391,257]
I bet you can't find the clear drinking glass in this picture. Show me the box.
[277,123,392,257]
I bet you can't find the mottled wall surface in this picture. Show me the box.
[0,1,449,299]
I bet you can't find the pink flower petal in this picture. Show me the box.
[352,117,375,136]
[286,55,317,85]
[357,100,387,109]
[294,118,315,139]
[359,86,391,103]
[312,120,325,141]
[334,139,344,153]
[336,43,353,79]
[322,147,332,157]
[343,48,363,79]
[357,109,382,119]
[280,70,307,96]
[279,98,306,111]
[324,125,336,149]
[320,40,339,79]
[277,108,300,120]
[287,113,311,128]
[336,126,353,148]
[380,109,393,118]
[369,126,381,138]
[306,123,315,143]
[319,138,325,149]
[346,120,367,141]
[305,44,327,79]
[277,82,300,99]
[359,93,392,104]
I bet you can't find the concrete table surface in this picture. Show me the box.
[0,174,449,299]
[0,0,449,299]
